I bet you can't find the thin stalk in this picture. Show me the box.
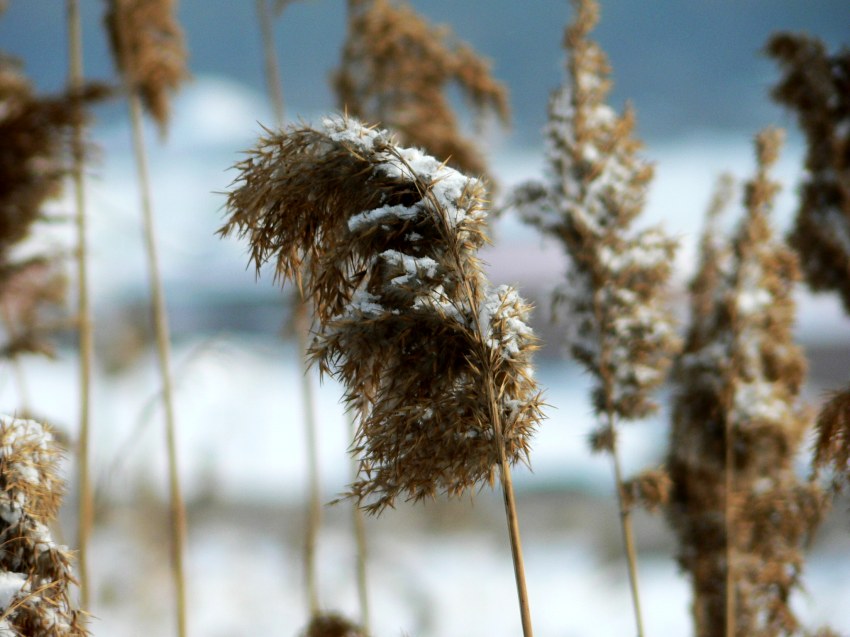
[253,0,325,617]
[256,0,285,123]
[66,0,93,610]
[350,410,371,633]
[607,415,645,637]
[126,91,188,637]
[724,409,735,637]
[484,373,534,637]
[294,298,321,615]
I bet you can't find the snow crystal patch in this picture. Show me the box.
[348,203,422,233]
[0,572,26,611]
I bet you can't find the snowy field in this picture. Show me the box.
[5,76,850,635]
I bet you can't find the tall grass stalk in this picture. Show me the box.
[104,2,190,632]
[350,411,370,633]
[66,0,93,609]
[127,88,188,637]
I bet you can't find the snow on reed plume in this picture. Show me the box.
[0,415,87,635]
[513,1,679,632]
[222,115,543,513]
[334,0,509,178]
[766,34,850,313]
[104,0,188,134]
[669,129,827,637]
[0,57,106,360]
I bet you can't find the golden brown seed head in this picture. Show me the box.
[105,0,189,134]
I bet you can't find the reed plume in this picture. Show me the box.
[0,56,106,362]
[104,0,188,135]
[104,1,190,635]
[766,34,850,312]
[334,0,509,179]
[222,115,542,636]
[0,415,88,635]
[513,1,679,634]
[668,130,826,637]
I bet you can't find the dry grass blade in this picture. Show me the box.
[104,0,189,134]
[669,129,828,637]
[334,0,509,178]
[0,415,88,635]
[766,34,850,313]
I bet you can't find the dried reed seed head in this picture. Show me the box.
[105,0,188,133]
[302,612,366,637]
[514,0,679,425]
[0,415,87,636]
[667,129,819,637]
[223,116,543,512]
[334,0,509,179]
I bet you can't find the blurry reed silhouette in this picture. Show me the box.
[0,415,88,635]
[222,115,543,637]
[0,58,104,365]
[669,129,827,637]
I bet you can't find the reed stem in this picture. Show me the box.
[725,410,735,637]
[66,0,94,610]
[608,417,645,637]
[256,0,285,123]
[294,298,321,615]
[485,374,534,637]
[350,411,371,633]
[127,90,188,637]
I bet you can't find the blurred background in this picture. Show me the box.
[1,1,850,635]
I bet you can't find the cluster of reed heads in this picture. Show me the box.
[2,0,850,636]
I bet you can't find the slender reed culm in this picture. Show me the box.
[0,415,87,635]
[65,0,95,608]
[222,115,544,637]
[514,1,680,634]
[104,1,190,635]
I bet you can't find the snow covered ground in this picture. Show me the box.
[5,75,850,635]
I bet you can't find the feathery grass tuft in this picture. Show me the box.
[0,415,88,635]
[334,0,509,178]
[223,115,542,511]
[104,0,188,135]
